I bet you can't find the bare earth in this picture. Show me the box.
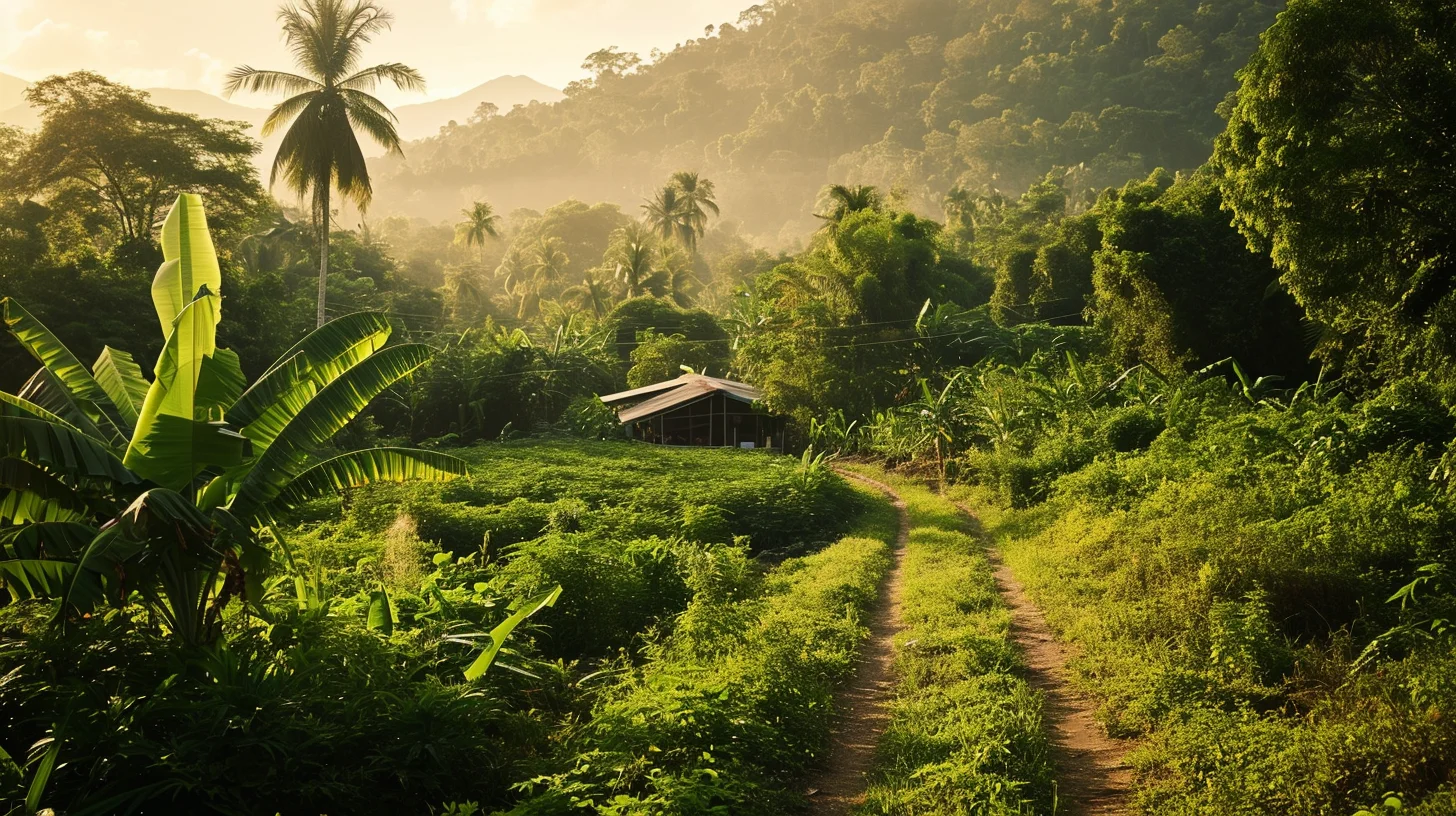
[957,502,1134,816]
[803,470,910,816]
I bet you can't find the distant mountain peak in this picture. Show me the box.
[391,74,563,142]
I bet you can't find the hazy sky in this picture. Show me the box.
[0,0,750,104]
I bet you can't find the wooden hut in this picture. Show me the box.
[600,374,786,450]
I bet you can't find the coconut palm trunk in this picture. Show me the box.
[317,182,330,326]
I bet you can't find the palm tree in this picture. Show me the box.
[670,170,719,252]
[563,273,615,319]
[527,236,570,294]
[225,0,424,328]
[656,245,697,307]
[815,183,882,230]
[642,184,695,249]
[607,221,662,298]
[456,200,501,264]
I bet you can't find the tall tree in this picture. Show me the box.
[562,273,615,319]
[606,221,663,298]
[641,185,694,250]
[225,0,424,328]
[1213,0,1456,374]
[669,170,719,254]
[18,72,263,248]
[455,200,501,264]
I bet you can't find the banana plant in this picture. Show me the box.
[0,194,468,646]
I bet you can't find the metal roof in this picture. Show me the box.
[601,374,765,424]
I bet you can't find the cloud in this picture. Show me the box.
[0,16,222,90]
[0,0,36,58]
[183,47,223,88]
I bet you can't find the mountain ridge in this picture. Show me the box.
[0,72,561,146]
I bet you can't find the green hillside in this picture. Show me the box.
[377,0,1281,239]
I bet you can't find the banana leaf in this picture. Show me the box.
[0,457,85,523]
[230,344,433,515]
[229,312,394,432]
[463,585,562,681]
[92,346,150,431]
[0,416,137,484]
[0,522,98,560]
[151,193,222,336]
[367,587,394,635]
[194,348,246,421]
[271,447,468,509]
[18,369,122,449]
[2,299,128,444]
[124,291,246,488]
[0,558,77,602]
[0,390,90,431]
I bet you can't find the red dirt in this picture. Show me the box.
[802,469,909,816]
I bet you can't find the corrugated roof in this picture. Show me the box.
[598,377,688,406]
[603,374,765,424]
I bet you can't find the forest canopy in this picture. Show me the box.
[373,0,1283,241]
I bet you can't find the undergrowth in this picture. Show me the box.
[950,375,1456,815]
[498,479,899,814]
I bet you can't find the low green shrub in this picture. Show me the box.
[0,601,559,815]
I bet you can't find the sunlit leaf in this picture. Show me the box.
[227,308,390,431]
[367,587,394,635]
[464,585,562,681]
[272,447,468,509]
[231,343,433,516]
[151,193,222,335]
[92,346,150,432]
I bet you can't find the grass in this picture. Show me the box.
[500,477,900,814]
[951,434,1456,815]
[848,467,1056,816]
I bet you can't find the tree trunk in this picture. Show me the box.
[317,183,330,328]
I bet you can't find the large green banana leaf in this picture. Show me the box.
[92,346,149,432]
[229,312,393,431]
[17,370,114,446]
[271,447,468,509]
[0,522,98,560]
[230,343,433,515]
[0,416,136,484]
[151,193,222,336]
[124,290,246,488]
[1,390,91,431]
[0,457,85,523]
[0,559,77,602]
[2,298,128,445]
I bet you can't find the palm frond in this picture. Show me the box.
[339,62,425,93]
[261,90,322,138]
[222,67,321,98]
